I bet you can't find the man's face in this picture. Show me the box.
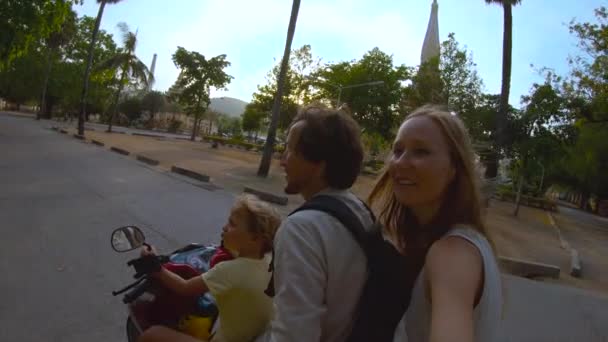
[280,121,323,195]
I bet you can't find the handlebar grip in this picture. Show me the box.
[122,279,150,304]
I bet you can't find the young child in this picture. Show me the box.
[138,194,282,342]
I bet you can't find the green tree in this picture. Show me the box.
[440,33,484,114]
[217,114,242,137]
[241,103,266,139]
[546,7,608,210]
[485,0,523,178]
[258,0,301,177]
[511,82,568,216]
[0,50,45,109]
[38,8,77,119]
[204,110,220,136]
[98,22,152,132]
[0,0,77,67]
[313,48,409,138]
[78,0,124,136]
[118,96,143,125]
[250,44,320,133]
[141,90,166,122]
[57,15,117,117]
[171,47,233,141]
[565,6,608,124]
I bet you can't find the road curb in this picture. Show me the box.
[570,249,582,277]
[171,166,210,182]
[498,256,560,279]
[73,134,85,140]
[59,128,68,134]
[243,187,288,206]
[110,146,130,156]
[91,140,105,147]
[547,212,570,250]
[136,155,160,166]
[546,211,582,278]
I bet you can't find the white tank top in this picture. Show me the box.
[393,226,503,342]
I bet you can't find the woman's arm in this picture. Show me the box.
[425,236,483,342]
[153,268,209,297]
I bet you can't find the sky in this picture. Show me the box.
[75,0,604,108]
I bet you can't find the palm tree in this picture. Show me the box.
[38,10,76,120]
[257,0,301,177]
[77,0,124,136]
[98,22,151,132]
[485,0,522,178]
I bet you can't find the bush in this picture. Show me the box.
[168,118,182,133]
[364,159,385,171]
[203,135,285,153]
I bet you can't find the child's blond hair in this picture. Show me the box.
[233,194,282,253]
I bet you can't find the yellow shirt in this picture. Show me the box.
[202,255,273,342]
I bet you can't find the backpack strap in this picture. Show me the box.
[265,194,372,297]
[291,195,374,256]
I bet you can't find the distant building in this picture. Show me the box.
[421,0,440,64]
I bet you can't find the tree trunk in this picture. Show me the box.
[514,172,524,217]
[258,0,301,177]
[38,48,54,120]
[484,153,499,179]
[78,0,106,136]
[495,3,513,160]
[107,69,127,133]
[191,115,200,141]
[580,191,590,212]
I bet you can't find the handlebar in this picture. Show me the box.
[123,278,150,304]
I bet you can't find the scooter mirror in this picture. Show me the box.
[111,226,146,252]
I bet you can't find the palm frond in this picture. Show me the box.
[96,53,129,71]
[130,59,152,86]
[116,22,131,46]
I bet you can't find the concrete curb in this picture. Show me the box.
[136,155,160,166]
[546,211,582,278]
[243,187,288,206]
[59,128,68,134]
[171,166,210,182]
[73,134,85,140]
[498,256,560,279]
[570,249,582,277]
[110,146,130,156]
[91,140,105,147]
[547,212,570,250]
[132,132,162,138]
[51,126,59,131]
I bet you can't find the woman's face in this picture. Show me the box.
[389,116,455,210]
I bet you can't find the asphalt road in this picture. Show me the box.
[554,205,608,291]
[0,114,234,342]
[1,113,608,341]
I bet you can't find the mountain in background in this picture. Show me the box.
[209,97,248,117]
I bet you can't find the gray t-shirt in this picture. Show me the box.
[257,189,374,342]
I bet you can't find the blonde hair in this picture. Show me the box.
[368,105,492,252]
[233,194,282,253]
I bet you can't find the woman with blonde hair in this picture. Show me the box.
[368,105,502,342]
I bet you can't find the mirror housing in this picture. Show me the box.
[111,226,146,252]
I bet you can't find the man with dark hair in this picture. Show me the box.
[258,104,375,342]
